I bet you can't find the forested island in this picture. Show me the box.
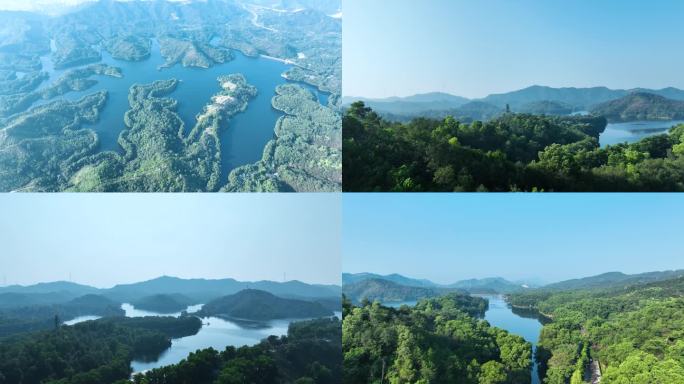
[342,294,532,383]
[198,289,333,320]
[506,271,684,383]
[343,102,684,191]
[0,0,342,192]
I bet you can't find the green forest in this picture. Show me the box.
[508,276,684,383]
[343,102,684,191]
[0,316,201,384]
[342,293,532,384]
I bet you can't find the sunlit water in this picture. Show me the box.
[599,120,684,147]
[477,295,542,384]
[31,39,329,179]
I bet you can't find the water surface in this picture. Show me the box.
[32,40,329,180]
[600,120,684,147]
[477,295,542,384]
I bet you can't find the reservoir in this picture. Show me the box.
[599,120,684,147]
[478,295,543,384]
[32,39,329,181]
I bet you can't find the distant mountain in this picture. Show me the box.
[342,93,470,118]
[0,292,80,309]
[345,86,684,121]
[342,273,437,287]
[199,289,332,320]
[447,277,525,294]
[131,293,195,313]
[342,278,450,303]
[590,92,684,122]
[481,85,624,110]
[517,100,573,115]
[0,277,339,306]
[543,269,684,291]
[0,281,99,296]
[105,276,339,303]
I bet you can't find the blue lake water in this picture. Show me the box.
[599,120,684,147]
[63,302,338,374]
[33,39,329,180]
[478,295,542,384]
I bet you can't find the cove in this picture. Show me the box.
[476,295,543,384]
[599,120,684,147]
[32,39,330,181]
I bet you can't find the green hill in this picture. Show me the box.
[198,289,332,320]
[591,92,684,122]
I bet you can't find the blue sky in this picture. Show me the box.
[343,194,684,285]
[343,0,684,99]
[0,194,340,287]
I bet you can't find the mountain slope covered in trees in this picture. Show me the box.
[343,102,684,191]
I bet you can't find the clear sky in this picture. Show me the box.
[0,194,340,287]
[343,0,684,99]
[343,194,684,285]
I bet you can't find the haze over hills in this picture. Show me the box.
[0,276,341,307]
[343,269,684,303]
[343,86,684,122]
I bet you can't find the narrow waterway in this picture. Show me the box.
[477,295,543,384]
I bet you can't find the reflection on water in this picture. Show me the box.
[122,303,203,318]
[599,120,684,147]
[63,315,101,325]
[478,295,542,384]
[131,315,298,373]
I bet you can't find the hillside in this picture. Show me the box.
[198,289,332,320]
[447,277,525,294]
[517,100,574,115]
[131,293,195,313]
[342,278,449,303]
[342,272,436,287]
[542,269,684,292]
[590,92,684,122]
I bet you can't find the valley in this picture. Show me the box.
[342,269,684,384]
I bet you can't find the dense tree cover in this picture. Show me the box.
[0,316,201,384]
[129,317,342,384]
[0,64,121,117]
[343,102,684,191]
[224,83,342,192]
[199,289,332,320]
[591,92,684,122]
[103,35,152,61]
[0,91,106,191]
[0,294,124,338]
[342,294,532,383]
[158,37,233,69]
[508,276,684,383]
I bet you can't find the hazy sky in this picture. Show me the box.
[343,194,684,285]
[343,0,684,99]
[0,194,340,287]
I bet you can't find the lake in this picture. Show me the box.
[599,120,684,147]
[63,302,339,374]
[477,295,543,384]
[32,39,329,181]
